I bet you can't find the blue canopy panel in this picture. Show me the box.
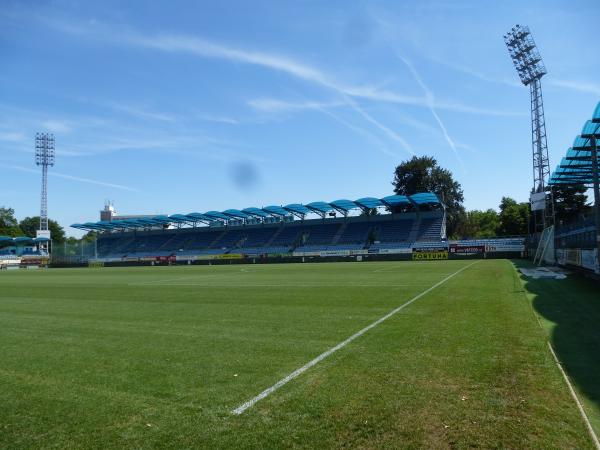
[134,218,161,227]
[109,220,138,229]
[82,222,107,231]
[410,192,440,205]
[186,212,214,222]
[306,202,334,215]
[593,101,600,123]
[380,195,411,207]
[572,136,594,150]
[0,236,13,247]
[169,214,192,223]
[242,207,271,218]
[222,209,250,220]
[355,197,383,209]
[263,205,288,216]
[581,120,600,138]
[116,219,141,228]
[151,215,172,224]
[13,236,33,244]
[34,237,50,243]
[284,203,311,216]
[329,199,359,212]
[93,221,117,230]
[204,211,230,221]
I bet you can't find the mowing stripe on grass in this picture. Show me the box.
[231,261,478,415]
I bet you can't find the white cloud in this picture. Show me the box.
[103,102,176,122]
[399,56,463,168]
[41,120,72,133]
[197,114,240,124]
[248,98,344,113]
[0,163,139,192]
[43,18,521,158]
[549,79,600,96]
[0,131,26,142]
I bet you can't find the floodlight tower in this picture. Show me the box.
[504,25,554,230]
[35,133,55,239]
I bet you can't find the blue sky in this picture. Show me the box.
[1,0,599,236]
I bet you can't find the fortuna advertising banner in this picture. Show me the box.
[412,247,448,260]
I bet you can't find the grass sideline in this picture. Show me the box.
[0,260,596,448]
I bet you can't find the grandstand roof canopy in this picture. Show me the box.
[242,207,270,218]
[71,192,442,231]
[330,199,359,212]
[0,236,49,246]
[284,203,311,216]
[549,104,600,186]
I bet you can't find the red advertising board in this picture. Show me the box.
[449,244,485,254]
[156,255,177,263]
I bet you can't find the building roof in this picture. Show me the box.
[72,192,442,231]
[549,104,600,186]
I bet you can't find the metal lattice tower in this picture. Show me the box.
[504,24,554,229]
[35,133,55,231]
[504,25,550,193]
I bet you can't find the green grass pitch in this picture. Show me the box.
[1,259,598,448]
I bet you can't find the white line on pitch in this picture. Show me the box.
[231,261,479,415]
[144,283,433,288]
[547,343,600,449]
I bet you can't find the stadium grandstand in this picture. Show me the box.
[0,236,50,269]
[72,192,451,261]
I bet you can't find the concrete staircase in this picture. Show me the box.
[330,223,347,245]
[407,217,421,242]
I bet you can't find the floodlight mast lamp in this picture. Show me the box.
[504,24,554,229]
[35,133,55,232]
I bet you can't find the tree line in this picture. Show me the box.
[392,156,590,239]
[0,207,67,243]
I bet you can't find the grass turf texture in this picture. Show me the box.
[0,260,596,448]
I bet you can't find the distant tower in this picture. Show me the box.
[100,200,116,222]
[504,24,554,229]
[35,133,55,234]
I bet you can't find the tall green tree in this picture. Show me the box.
[0,207,24,237]
[392,156,464,236]
[19,216,66,244]
[549,184,590,225]
[497,197,529,236]
[457,209,500,239]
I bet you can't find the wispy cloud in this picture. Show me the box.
[399,56,463,168]
[41,120,72,133]
[197,114,240,125]
[248,98,344,113]
[317,106,401,159]
[86,100,176,122]
[249,96,413,156]
[425,56,522,89]
[44,18,521,157]
[0,163,139,192]
[549,79,600,96]
[0,131,26,142]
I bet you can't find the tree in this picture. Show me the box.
[550,185,590,225]
[360,208,380,217]
[392,156,465,237]
[81,231,97,243]
[457,209,500,239]
[497,197,529,236]
[19,216,66,244]
[0,207,24,237]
